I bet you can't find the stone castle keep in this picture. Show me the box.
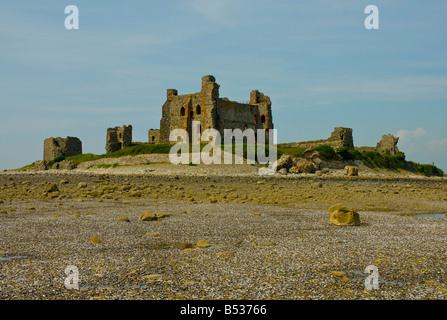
[148,75,274,145]
[105,75,274,153]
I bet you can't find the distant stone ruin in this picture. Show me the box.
[375,134,399,155]
[148,128,160,144]
[106,125,132,154]
[292,127,354,150]
[43,136,82,162]
[150,75,274,144]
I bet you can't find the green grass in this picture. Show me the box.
[407,162,444,177]
[276,145,307,158]
[13,163,35,172]
[65,143,174,164]
[305,144,443,177]
[14,142,444,177]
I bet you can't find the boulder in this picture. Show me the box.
[344,165,358,176]
[46,183,59,193]
[34,160,48,171]
[290,159,316,174]
[276,154,293,171]
[59,160,77,170]
[89,236,102,244]
[139,211,170,221]
[78,182,87,188]
[329,204,360,226]
[302,148,322,168]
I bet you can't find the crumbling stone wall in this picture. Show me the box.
[148,129,160,144]
[106,125,132,154]
[43,137,82,162]
[293,127,354,150]
[155,75,274,144]
[375,134,399,155]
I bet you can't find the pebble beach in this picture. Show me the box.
[0,163,446,300]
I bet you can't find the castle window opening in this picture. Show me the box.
[261,115,266,123]
[196,105,201,115]
[152,136,155,142]
[119,133,122,139]
[180,107,185,116]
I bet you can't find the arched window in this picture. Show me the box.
[261,115,266,123]
[152,136,155,142]
[196,105,201,115]
[180,107,185,116]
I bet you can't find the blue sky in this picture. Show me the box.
[1,1,447,171]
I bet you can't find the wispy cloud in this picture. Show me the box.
[396,127,428,153]
[396,127,447,169]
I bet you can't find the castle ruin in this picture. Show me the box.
[148,75,274,144]
[105,125,132,154]
[43,136,82,162]
[292,127,354,150]
[375,134,399,155]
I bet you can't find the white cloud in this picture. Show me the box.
[396,127,428,153]
[395,128,447,170]
[396,127,428,141]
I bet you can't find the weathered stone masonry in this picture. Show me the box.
[152,75,274,144]
[43,136,82,162]
[106,125,132,154]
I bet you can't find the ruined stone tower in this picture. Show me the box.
[43,136,82,162]
[105,125,132,154]
[292,127,354,150]
[375,134,399,155]
[329,127,354,150]
[151,75,274,144]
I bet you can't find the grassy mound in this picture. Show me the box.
[313,145,443,177]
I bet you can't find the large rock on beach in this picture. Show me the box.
[328,204,360,226]
[344,165,358,176]
[34,160,48,171]
[276,154,293,171]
